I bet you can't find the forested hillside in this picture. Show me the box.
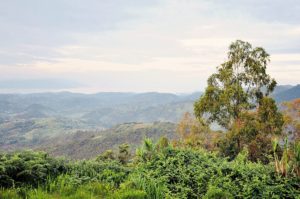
[39,122,177,159]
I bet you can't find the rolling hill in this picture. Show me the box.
[0,84,299,158]
[38,122,177,159]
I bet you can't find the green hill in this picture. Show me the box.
[38,122,177,159]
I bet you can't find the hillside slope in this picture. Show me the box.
[38,122,177,159]
[0,85,299,155]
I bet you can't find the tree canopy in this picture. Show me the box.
[194,40,277,129]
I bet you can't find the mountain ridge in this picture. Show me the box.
[0,84,299,157]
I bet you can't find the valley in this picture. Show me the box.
[0,85,299,159]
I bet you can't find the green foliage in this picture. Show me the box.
[0,142,299,198]
[195,40,276,129]
[112,185,147,199]
[292,142,300,176]
[132,143,300,198]
[0,150,67,188]
[219,98,284,162]
[96,150,115,161]
[203,186,233,199]
[136,138,156,162]
[118,144,131,164]
[0,150,136,198]
[67,159,130,187]
[122,174,167,199]
[193,40,285,163]
[258,97,284,135]
[273,138,300,177]
[156,136,169,151]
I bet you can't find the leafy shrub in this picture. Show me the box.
[133,145,300,198]
[203,186,233,199]
[0,150,67,187]
[122,174,166,199]
[68,159,130,186]
[0,141,299,198]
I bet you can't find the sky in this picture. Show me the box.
[0,0,300,93]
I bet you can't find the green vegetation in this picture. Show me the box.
[195,40,277,130]
[194,40,284,162]
[0,140,299,198]
[1,40,300,198]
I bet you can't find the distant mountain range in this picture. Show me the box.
[0,91,201,128]
[272,84,300,103]
[0,84,299,157]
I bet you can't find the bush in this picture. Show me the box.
[0,143,299,198]
[132,146,300,198]
[68,159,130,187]
[0,150,67,188]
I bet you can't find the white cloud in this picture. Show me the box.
[0,0,299,92]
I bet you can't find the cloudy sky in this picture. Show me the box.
[0,0,299,93]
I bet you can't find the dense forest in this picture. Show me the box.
[0,40,299,198]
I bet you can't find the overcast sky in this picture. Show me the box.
[0,0,299,93]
